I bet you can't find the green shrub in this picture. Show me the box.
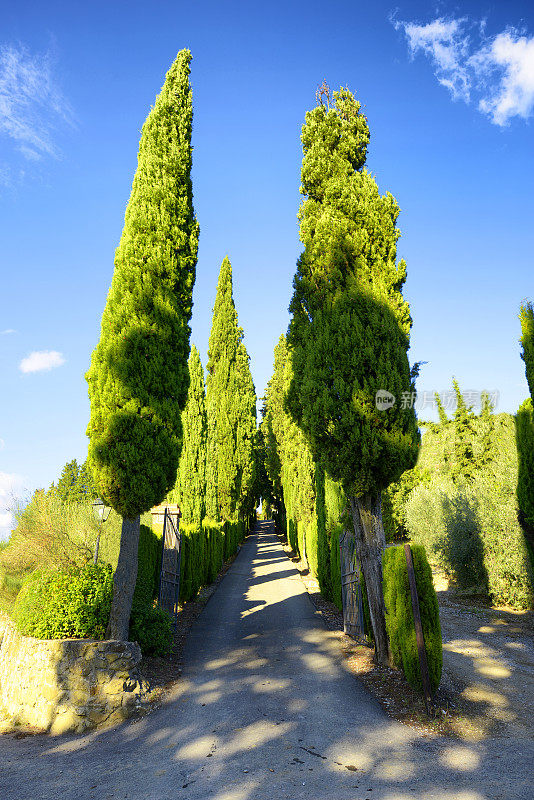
[383,467,431,542]
[14,563,113,640]
[441,488,488,591]
[406,472,534,609]
[383,545,442,693]
[405,479,451,565]
[129,600,173,656]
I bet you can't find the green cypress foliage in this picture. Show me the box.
[169,345,207,523]
[85,50,198,639]
[383,544,442,693]
[49,460,97,504]
[286,85,419,663]
[435,393,449,427]
[451,378,477,482]
[206,257,241,520]
[516,399,534,531]
[205,257,257,522]
[235,341,258,519]
[520,302,534,399]
[518,304,534,544]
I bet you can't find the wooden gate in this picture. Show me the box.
[339,529,365,639]
[157,507,182,625]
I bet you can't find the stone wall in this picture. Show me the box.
[0,617,148,735]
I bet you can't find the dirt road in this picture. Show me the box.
[1,522,532,799]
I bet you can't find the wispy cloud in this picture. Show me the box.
[393,15,534,126]
[0,328,16,335]
[0,471,26,541]
[19,350,65,373]
[0,42,75,163]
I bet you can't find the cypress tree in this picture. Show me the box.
[206,257,256,521]
[235,341,258,519]
[286,85,419,663]
[86,51,199,639]
[169,345,207,523]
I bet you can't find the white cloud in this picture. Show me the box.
[0,328,16,335]
[0,42,74,162]
[396,17,471,101]
[19,350,65,373]
[393,15,534,126]
[471,29,534,125]
[0,471,26,541]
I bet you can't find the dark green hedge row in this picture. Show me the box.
[179,518,247,603]
[383,544,442,693]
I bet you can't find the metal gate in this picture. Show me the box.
[158,507,182,625]
[339,529,365,639]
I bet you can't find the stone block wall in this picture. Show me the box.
[0,617,148,735]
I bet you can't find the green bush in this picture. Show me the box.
[129,600,173,657]
[383,467,431,542]
[406,472,534,609]
[404,479,450,565]
[14,563,113,640]
[383,545,442,693]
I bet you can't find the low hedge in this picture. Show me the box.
[383,544,442,693]
[178,518,245,603]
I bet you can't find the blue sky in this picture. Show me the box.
[1,0,533,538]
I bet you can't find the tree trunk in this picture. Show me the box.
[347,493,390,666]
[106,515,140,641]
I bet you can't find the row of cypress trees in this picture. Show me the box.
[86,51,257,639]
[168,257,258,526]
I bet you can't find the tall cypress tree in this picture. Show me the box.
[169,344,207,523]
[517,302,534,537]
[86,51,199,639]
[235,341,257,519]
[286,86,419,663]
[206,257,255,521]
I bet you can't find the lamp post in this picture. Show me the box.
[91,498,111,565]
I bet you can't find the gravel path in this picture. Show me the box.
[1,521,532,800]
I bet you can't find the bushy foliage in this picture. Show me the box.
[406,471,533,609]
[383,466,430,542]
[14,564,113,640]
[129,601,172,657]
[405,479,451,564]
[0,490,100,612]
[516,400,534,533]
[383,545,442,693]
